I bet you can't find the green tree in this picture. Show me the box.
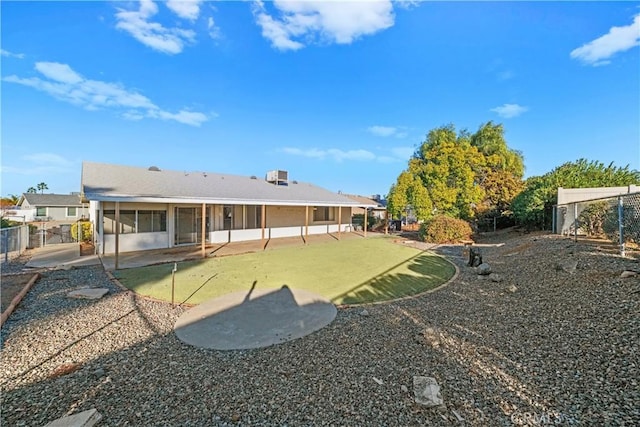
[388,123,493,221]
[470,121,525,216]
[387,169,433,221]
[27,187,37,194]
[37,182,48,194]
[512,159,640,229]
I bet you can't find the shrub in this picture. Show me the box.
[352,214,379,230]
[577,201,611,237]
[419,215,473,243]
[71,220,92,242]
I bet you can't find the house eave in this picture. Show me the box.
[84,194,376,208]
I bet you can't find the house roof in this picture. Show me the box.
[21,193,83,207]
[344,194,387,209]
[81,162,375,207]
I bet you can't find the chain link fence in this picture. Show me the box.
[554,192,640,256]
[0,225,30,264]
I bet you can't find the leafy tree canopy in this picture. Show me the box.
[388,122,524,222]
[511,159,640,228]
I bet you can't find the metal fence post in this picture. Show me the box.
[618,196,625,257]
[4,230,9,263]
[574,203,578,242]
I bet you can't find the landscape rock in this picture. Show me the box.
[620,270,638,278]
[489,273,503,283]
[413,376,443,407]
[360,309,370,316]
[67,288,109,300]
[476,263,491,276]
[44,409,101,427]
[506,285,518,293]
[555,259,578,274]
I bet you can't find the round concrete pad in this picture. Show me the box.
[174,286,337,350]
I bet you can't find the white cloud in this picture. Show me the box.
[35,62,83,84]
[252,0,395,51]
[1,153,76,176]
[282,147,376,162]
[207,16,221,40]
[327,148,376,162]
[282,146,403,163]
[490,103,528,119]
[1,49,25,59]
[115,0,196,54]
[166,0,203,21]
[367,125,408,138]
[395,0,420,10]
[571,14,640,66]
[368,125,397,137]
[4,61,209,127]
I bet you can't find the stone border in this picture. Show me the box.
[0,273,40,327]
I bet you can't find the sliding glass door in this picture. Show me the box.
[175,207,209,245]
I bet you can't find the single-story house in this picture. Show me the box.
[81,162,377,255]
[344,194,387,219]
[14,193,89,223]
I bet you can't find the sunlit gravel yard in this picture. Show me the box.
[1,232,639,426]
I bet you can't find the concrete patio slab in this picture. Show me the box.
[25,243,100,269]
[174,285,337,350]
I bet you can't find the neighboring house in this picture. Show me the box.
[344,194,387,219]
[81,162,376,255]
[15,193,89,224]
[554,185,640,234]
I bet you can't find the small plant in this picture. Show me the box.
[71,220,92,242]
[419,215,473,243]
[352,214,379,231]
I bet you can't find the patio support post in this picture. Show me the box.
[201,203,206,259]
[305,206,309,243]
[115,201,120,270]
[384,209,388,235]
[364,208,368,238]
[261,204,266,249]
[338,206,342,240]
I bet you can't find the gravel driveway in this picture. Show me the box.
[1,232,639,426]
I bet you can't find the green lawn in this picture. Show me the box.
[114,237,455,305]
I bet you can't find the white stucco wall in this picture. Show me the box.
[557,185,640,205]
[555,185,640,234]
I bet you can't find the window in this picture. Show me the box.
[246,205,263,229]
[313,206,334,222]
[138,210,167,232]
[67,207,77,217]
[36,207,47,217]
[104,210,135,234]
[104,209,167,234]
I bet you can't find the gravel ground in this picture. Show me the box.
[1,232,639,426]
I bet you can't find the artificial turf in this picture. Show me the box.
[114,236,455,305]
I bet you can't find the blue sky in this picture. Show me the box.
[1,1,639,199]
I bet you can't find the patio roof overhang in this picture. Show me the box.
[84,194,379,208]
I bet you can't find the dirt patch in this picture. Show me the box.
[1,274,36,314]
